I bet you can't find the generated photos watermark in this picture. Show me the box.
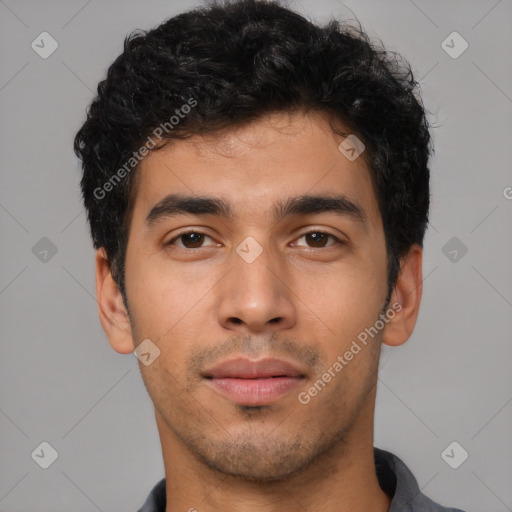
[298,301,402,405]
[93,97,198,200]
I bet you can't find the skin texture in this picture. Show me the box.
[95,110,423,512]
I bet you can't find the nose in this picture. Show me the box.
[217,244,297,333]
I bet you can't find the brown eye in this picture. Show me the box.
[166,232,214,249]
[294,231,341,248]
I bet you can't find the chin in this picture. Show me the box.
[189,434,324,482]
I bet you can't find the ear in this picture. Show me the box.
[95,248,135,354]
[382,244,423,347]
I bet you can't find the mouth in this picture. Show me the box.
[202,357,306,406]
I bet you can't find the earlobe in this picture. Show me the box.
[382,244,423,347]
[95,248,135,354]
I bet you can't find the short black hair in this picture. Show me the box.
[74,0,432,308]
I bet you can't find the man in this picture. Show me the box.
[73,1,466,510]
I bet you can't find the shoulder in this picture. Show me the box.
[136,478,166,512]
[374,447,467,512]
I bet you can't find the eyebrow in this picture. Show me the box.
[145,193,367,228]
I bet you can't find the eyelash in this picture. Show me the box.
[165,230,344,249]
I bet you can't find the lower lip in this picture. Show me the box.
[206,377,304,406]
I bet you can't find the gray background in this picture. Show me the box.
[1,0,511,510]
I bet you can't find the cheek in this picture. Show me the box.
[306,267,385,402]
[128,261,212,392]
[126,247,214,334]
[299,255,387,340]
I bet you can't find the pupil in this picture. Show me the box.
[308,232,326,247]
[184,233,203,247]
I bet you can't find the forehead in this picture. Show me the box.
[132,111,381,228]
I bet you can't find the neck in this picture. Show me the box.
[156,397,391,512]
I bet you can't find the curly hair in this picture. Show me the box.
[74,0,432,307]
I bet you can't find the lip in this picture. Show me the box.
[203,357,306,406]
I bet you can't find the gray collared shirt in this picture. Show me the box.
[136,447,466,512]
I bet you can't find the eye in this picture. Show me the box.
[293,231,342,248]
[166,231,217,249]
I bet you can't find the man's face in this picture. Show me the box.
[123,111,389,480]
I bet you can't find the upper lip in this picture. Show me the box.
[203,357,306,379]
